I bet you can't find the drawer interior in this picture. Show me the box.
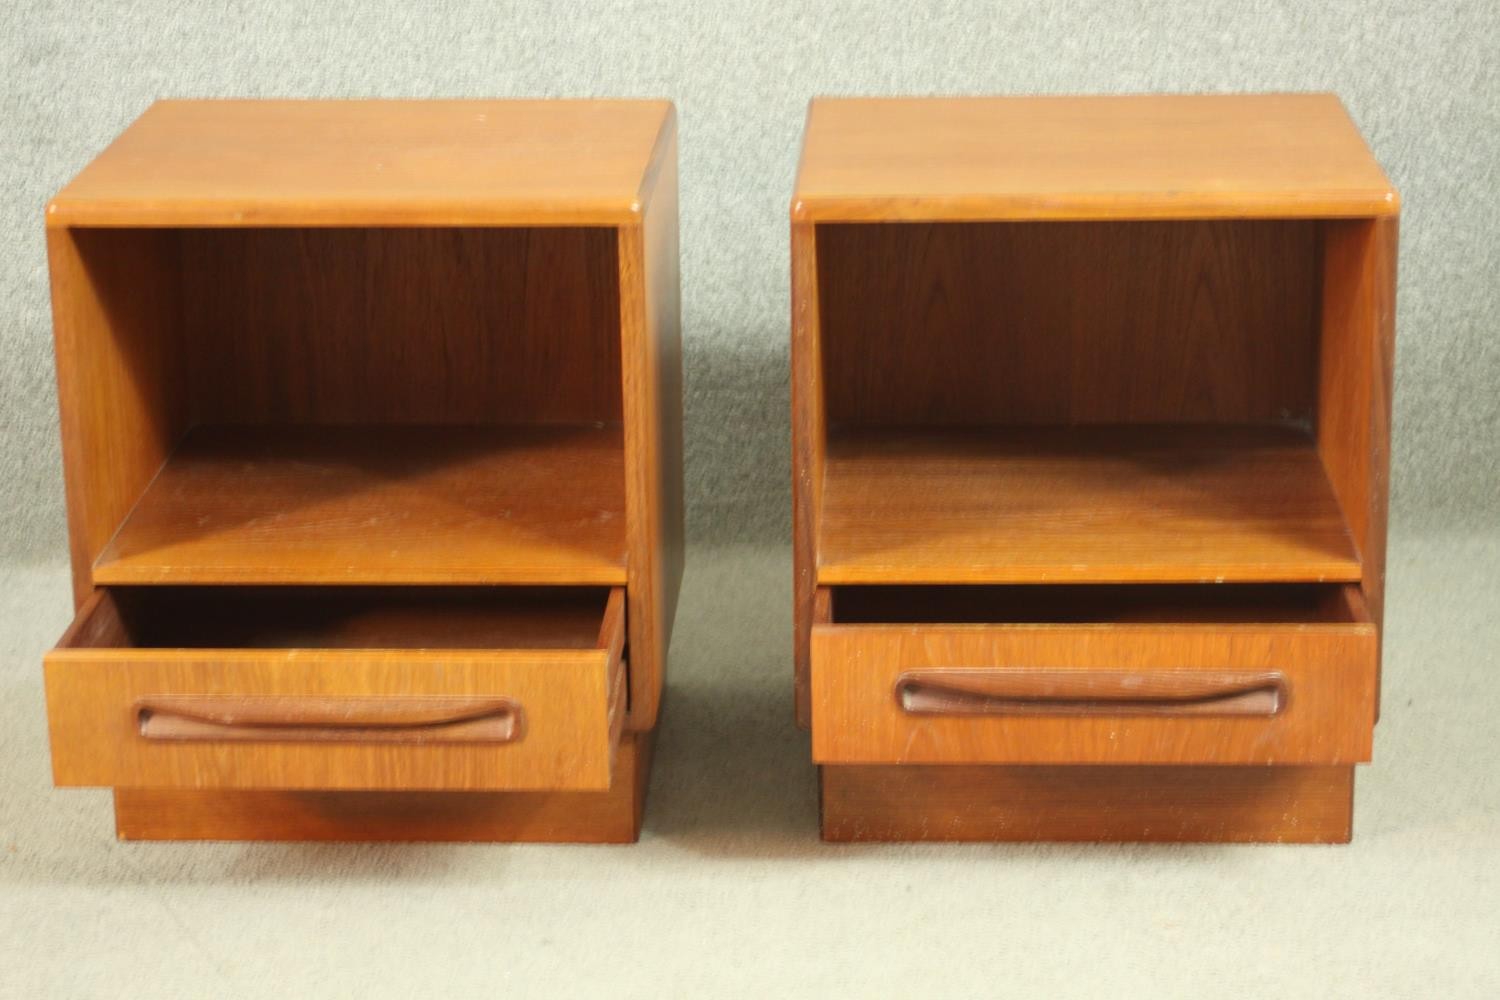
[825,583,1368,627]
[64,586,616,652]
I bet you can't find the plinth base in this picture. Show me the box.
[113,731,654,843]
[820,763,1354,843]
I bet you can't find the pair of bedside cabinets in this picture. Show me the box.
[41,94,1398,845]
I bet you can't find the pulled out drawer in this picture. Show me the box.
[45,586,626,791]
[811,584,1375,766]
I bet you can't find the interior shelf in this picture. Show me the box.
[817,424,1360,586]
[94,424,627,586]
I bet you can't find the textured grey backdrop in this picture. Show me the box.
[2,1,1496,560]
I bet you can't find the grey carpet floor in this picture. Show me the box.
[2,533,1497,998]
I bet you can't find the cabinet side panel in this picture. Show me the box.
[791,221,824,728]
[1319,217,1397,716]
[620,115,683,730]
[47,228,188,606]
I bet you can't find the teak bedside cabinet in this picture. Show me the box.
[43,99,682,842]
[791,94,1398,842]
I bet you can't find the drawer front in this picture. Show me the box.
[45,595,626,792]
[811,623,1375,765]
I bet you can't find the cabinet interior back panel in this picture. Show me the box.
[816,220,1321,427]
[179,227,622,425]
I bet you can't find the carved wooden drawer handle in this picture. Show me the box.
[136,695,523,744]
[895,670,1286,717]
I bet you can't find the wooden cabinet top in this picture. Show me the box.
[793,93,1397,222]
[48,99,675,227]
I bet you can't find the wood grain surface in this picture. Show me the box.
[113,731,654,843]
[46,588,627,791]
[790,220,825,728]
[48,222,626,592]
[45,99,682,841]
[811,604,1376,765]
[47,227,188,606]
[794,94,1397,221]
[134,694,523,745]
[1319,217,1399,716]
[101,585,613,650]
[818,425,1360,585]
[93,425,628,586]
[821,763,1355,842]
[48,99,674,227]
[790,93,1396,843]
[618,110,684,729]
[179,226,623,426]
[816,220,1321,427]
